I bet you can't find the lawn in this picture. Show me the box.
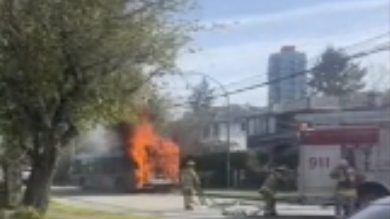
[47,202,150,219]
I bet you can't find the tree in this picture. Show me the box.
[309,47,366,96]
[168,114,208,156]
[168,78,215,156]
[0,0,189,213]
[146,91,171,132]
[0,139,25,208]
[188,78,214,113]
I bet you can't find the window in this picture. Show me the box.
[71,160,82,174]
[101,158,117,173]
[248,119,256,135]
[240,122,246,131]
[255,118,261,134]
[212,123,219,137]
[203,126,210,138]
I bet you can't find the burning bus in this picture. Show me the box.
[71,117,180,191]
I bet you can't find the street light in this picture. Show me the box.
[181,72,231,188]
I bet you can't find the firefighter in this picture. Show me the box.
[258,166,289,216]
[330,159,357,218]
[180,160,201,210]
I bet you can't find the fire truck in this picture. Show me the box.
[214,110,389,217]
[296,110,390,205]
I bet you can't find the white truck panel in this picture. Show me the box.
[298,145,340,197]
[298,125,390,203]
[363,127,390,190]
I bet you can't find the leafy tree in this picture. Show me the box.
[309,47,366,96]
[146,91,171,132]
[168,114,208,156]
[0,137,25,208]
[168,78,215,156]
[188,78,214,113]
[0,0,189,213]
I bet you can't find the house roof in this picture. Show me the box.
[209,104,263,122]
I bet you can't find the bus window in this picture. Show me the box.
[101,158,117,173]
[71,160,82,174]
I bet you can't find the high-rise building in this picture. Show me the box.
[268,46,307,105]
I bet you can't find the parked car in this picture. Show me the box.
[349,196,390,219]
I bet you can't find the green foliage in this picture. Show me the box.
[188,78,214,113]
[48,202,149,219]
[0,0,190,143]
[245,151,267,173]
[10,208,41,219]
[190,152,265,188]
[146,91,171,132]
[0,0,191,212]
[309,47,366,96]
[169,77,215,155]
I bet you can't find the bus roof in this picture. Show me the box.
[74,151,124,160]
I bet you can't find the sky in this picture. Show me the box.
[160,0,390,108]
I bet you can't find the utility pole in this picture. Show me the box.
[225,97,231,188]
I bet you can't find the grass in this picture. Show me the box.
[47,202,150,219]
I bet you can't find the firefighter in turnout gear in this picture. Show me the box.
[258,166,289,216]
[330,159,357,218]
[180,160,201,210]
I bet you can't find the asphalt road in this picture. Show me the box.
[52,187,335,219]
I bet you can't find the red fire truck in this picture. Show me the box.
[296,110,390,205]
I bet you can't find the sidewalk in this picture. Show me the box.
[203,189,334,204]
[203,189,299,201]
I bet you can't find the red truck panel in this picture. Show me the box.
[300,127,379,145]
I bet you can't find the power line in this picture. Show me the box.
[220,44,390,98]
[340,32,390,52]
[167,32,390,98]
[221,56,319,91]
[220,32,390,91]
[172,43,390,108]
[220,42,390,97]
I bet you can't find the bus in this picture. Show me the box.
[71,151,178,192]
[71,152,138,192]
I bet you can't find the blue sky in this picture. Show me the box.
[161,0,390,107]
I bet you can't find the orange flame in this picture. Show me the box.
[127,115,179,189]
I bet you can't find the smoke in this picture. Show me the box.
[75,118,180,189]
[77,125,122,155]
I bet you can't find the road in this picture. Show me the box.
[52,187,335,219]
